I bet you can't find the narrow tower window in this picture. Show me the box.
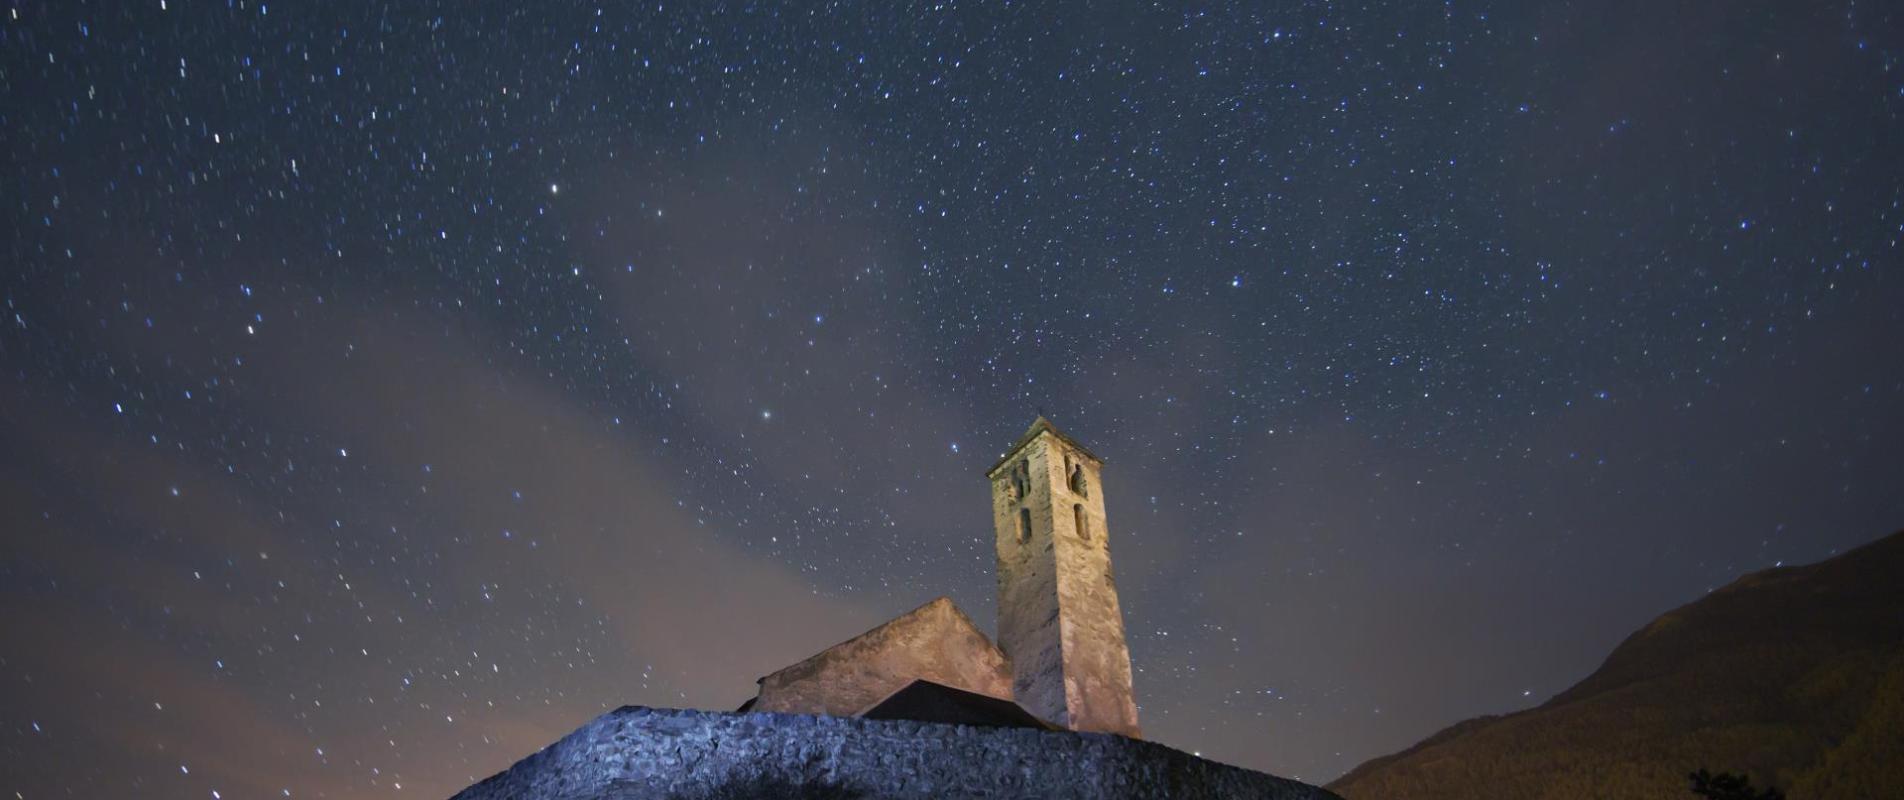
[1074,503,1089,541]
[1069,462,1088,497]
[1018,507,1032,543]
[1012,459,1030,500]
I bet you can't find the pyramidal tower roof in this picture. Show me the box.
[986,415,1103,476]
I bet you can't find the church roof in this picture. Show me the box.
[985,415,1103,477]
[856,678,1057,730]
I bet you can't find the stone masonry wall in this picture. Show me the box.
[991,427,1140,738]
[450,705,1342,800]
[991,437,1069,730]
[1047,440,1141,737]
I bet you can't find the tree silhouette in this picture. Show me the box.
[1688,768,1785,800]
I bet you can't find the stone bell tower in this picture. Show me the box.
[987,416,1141,737]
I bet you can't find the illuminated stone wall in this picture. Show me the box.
[451,706,1339,800]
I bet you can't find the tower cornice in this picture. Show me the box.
[984,415,1104,478]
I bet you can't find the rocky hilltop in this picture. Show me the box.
[452,705,1340,800]
[1330,530,1904,800]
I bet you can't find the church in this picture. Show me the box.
[737,416,1143,738]
[452,417,1339,798]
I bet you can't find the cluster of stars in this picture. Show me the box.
[3,1,1902,797]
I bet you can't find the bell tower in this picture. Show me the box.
[987,416,1141,737]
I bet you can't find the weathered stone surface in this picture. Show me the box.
[988,416,1141,737]
[748,597,1014,717]
[451,705,1341,800]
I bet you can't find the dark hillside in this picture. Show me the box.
[1330,531,1904,800]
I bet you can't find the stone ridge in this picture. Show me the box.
[452,705,1341,800]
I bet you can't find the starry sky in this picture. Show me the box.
[3,1,1903,797]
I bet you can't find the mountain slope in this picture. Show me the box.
[1329,530,1904,800]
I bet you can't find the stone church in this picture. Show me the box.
[453,417,1341,798]
[737,416,1142,738]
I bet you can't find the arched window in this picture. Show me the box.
[1074,504,1089,542]
[1069,462,1088,497]
[1012,459,1031,500]
[1018,507,1033,544]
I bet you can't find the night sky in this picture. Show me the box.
[4,1,1903,797]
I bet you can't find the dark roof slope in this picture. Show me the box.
[858,678,1058,730]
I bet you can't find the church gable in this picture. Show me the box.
[748,597,1014,718]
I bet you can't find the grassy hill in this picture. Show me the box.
[1329,531,1904,800]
